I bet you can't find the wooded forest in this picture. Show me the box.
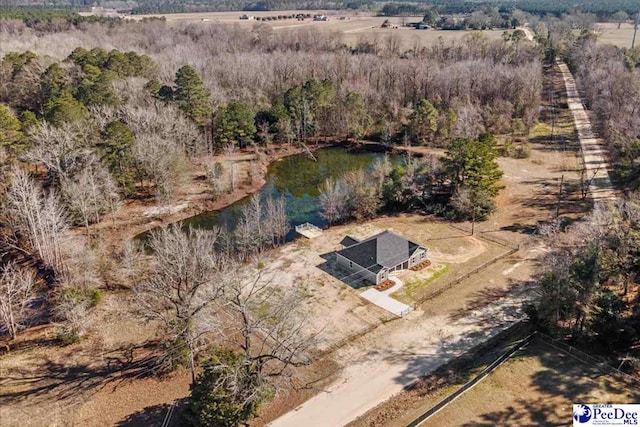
[1,6,640,426]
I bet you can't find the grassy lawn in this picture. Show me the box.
[391,264,449,304]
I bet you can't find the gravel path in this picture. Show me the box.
[557,61,617,202]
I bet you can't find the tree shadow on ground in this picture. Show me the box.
[528,137,577,152]
[448,338,640,427]
[391,327,507,387]
[0,342,160,405]
[498,223,540,235]
[392,278,535,388]
[116,398,188,427]
[448,279,530,321]
[462,397,567,427]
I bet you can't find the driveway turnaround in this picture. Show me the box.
[360,277,412,317]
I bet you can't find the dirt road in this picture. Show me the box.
[270,263,535,427]
[557,61,617,201]
[518,26,535,41]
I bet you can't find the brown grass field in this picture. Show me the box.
[122,10,507,49]
[595,22,638,48]
[423,339,640,427]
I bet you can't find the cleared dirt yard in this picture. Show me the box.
[423,338,640,427]
[263,215,508,351]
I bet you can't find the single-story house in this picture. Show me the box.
[335,230,428,285]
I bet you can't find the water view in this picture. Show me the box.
[181,147,395,241]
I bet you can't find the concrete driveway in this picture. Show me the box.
[360,277,412,317]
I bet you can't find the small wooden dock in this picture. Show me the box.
[295,222,323,239]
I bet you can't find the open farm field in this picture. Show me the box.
[123,11,508,49]
[595,22,637,47]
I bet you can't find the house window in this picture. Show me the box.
[421,252,425,259]
[349,261,353,268]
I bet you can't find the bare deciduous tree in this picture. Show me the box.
[207,160,225,199]
[265,196,289,246]
[319,177,349,226]
[224,144,239,192]
[134,225,228,382]
[25,121,86,182]
[234,194,290,259]
[132,134,185,202]
[218,264,316,393]
[0,263,35,340]
[345,170,380,222]
[5,167,68,272]
[60,156,121,233]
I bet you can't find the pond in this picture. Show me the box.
[178,147,397,242]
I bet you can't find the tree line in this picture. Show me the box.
[521,15,640,375]
[1,23,541,205]
[533,201,640,374]
[565,36,640,191]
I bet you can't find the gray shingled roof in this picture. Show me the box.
[340,236,360,247]
[336,230,424,274]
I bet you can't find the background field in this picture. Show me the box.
[595,22,638,48]
[122,11,508,49]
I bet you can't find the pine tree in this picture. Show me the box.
[0,104,27,151]
[99,120,136,193]
[443,132,504,217]
[43,90,88,126]
[214,102,256,148]
[173,65,212,126]
[410,99,439,145]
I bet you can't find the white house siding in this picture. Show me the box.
[376,269,388,283]
[410,249,428,267]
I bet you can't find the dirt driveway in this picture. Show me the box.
[271,244,538,427]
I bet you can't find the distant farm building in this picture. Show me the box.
[336,230,428,285]
[89,6,120,17]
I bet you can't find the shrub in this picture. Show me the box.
[57,330,81,345]
[512,143,531,158]
[58,286,102,308]
[501,140,514,157]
